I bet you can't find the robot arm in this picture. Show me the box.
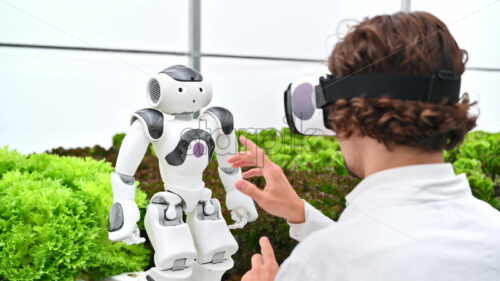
[108,119,150,245]
[201,107,258,229]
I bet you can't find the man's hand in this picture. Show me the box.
[242,237,279,281]
[228,135,305,224]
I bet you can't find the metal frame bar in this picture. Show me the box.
[0,42,189,56]
[401,0,411,12]
[0,42,499,72]
[1,0,498,73]
[0,42,323,63]
[189,0,202,71]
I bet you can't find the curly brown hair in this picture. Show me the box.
[326,11,477,151]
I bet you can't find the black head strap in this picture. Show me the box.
[316,70,461,108]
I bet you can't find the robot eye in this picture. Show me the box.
[178,86,186,94]
[199,87,204,93]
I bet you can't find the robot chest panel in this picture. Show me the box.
[155,121,214,170]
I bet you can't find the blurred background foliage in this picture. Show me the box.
[0,129,498,280]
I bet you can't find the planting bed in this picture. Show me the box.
[46,134,358,281]
[0,129,497,280]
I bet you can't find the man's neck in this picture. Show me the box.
[361,137,444,178]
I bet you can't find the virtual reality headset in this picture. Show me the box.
[284,70,461,136]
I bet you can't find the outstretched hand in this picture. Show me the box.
[242,237,279,281]
[228,135,305,224]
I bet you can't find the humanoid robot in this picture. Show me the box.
[108,65,258,281]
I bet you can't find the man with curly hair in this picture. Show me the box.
[228,11,500,281]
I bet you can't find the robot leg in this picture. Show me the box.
[187,188,239,281]
[141,192,197,281]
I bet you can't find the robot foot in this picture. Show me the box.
[191,258,234,281]
[139,267,192,281]
[138,259,232,281]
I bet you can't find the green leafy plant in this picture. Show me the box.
[446,131,500,208]
[236,128,347,175]
[0,147,151,281]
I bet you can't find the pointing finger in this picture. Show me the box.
[259,236,276,264]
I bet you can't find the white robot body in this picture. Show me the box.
[139,115,210,212]
[108,65,257,281]
[186,189,238,264]
[145,206,197,270]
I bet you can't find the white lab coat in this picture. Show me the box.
[276,163,500,281]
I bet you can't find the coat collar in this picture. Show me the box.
[343,163,472,215]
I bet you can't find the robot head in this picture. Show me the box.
[146,65,213,114]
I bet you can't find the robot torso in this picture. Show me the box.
[131,107,230,212]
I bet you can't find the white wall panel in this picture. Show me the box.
[0,47,187,153]
[202,0,401,59]
[0,0,188,52]
[412,0,500,68]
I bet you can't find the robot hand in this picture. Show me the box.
[120,226,145,245]
[108,200,146,245]
[226,189,258,229]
